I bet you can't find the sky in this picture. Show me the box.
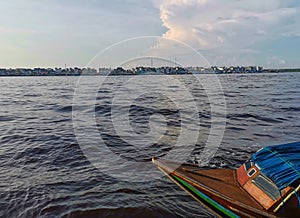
[0,0,300,68]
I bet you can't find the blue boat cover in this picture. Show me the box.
[251,142,300,190]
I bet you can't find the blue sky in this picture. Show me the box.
[0,0,300,68]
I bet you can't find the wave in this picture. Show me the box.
[63,207,176,218]
[227,113,282,124]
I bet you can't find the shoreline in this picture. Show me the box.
[1,66,300,77]
[0,69,300,77]
[0,71,299,77]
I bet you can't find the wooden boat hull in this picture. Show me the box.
[153,158,300,218]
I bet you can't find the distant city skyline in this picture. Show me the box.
[1,0,300,69]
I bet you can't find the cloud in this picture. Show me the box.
[155,0,300,66]
[0,0,164,68]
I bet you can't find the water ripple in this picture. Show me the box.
[0,74,299,217]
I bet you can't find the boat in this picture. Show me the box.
[152,142,300,217]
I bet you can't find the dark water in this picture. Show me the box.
[0,73,299,217]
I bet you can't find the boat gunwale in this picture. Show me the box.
[156,166,223,218]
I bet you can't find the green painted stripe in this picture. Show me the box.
[172,175,240,218]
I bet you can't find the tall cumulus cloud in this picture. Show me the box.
[154,0,300,66]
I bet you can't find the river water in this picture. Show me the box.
[0,73,299,217]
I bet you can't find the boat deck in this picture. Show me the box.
[157,160,265,210]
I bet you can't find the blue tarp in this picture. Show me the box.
[251,142,300,190]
